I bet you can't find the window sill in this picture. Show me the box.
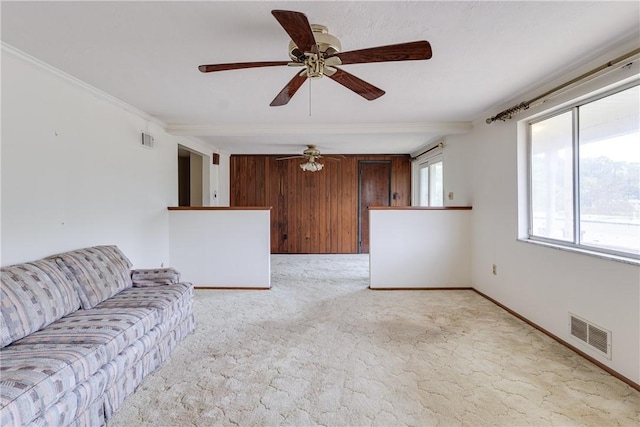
[517,238,640,266]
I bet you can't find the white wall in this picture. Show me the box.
[0,46,220,268]
[448,47,640,382]
[369,208,471,288]
[168,209,271,288]
[442,137,472,206]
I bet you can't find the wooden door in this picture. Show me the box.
[358,161,391,253]
[230,154,410,254]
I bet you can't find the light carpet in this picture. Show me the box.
[109,254,639,426]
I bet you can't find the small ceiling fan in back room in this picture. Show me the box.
[276,145,343,172]
[198,10,432,106]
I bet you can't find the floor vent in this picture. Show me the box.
[569,313,611,359]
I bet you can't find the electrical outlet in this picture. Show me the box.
[492,264,497,275]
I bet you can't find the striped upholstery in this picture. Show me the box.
[16,308,160,361]
[95,283,193,324]
[104,313,195,418]
[29,389,80,427]
[0,259,80,347]
[0,344,105,426]
[28,372,108,427]
[52,246,133,309]
[0,246,194,426]
[69,394,106,427]
[131,267,181,286]
[0,314,11,349]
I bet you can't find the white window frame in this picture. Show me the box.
[412,144,444,207]
[524,81,640,262]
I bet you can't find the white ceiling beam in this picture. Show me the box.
[165,122,472,137]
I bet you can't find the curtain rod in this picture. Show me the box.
[486,47,640,124]
[411,142,443,160]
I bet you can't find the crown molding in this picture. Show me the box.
[2,42,166,128]
[165,122,473,137]
[3,42,220,152]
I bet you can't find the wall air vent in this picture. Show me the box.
[141,132,154,148]
[569,313,611,359]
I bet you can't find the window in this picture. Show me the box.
[528,84,640,259]
[416,154,443,207]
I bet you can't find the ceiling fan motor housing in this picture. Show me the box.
[288,25,341,61]
[303,144,321,157]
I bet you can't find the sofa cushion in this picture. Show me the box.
[14,307,159,362]
[30,365,109,427]
[52,245,133,309]
[95,282,193,325]
[2,307,158,423]
[0,260,80,347]
[0,344,106,427]
[1,305,163,426]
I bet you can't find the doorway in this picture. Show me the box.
[358,161,391,253]
[177,145,204,207]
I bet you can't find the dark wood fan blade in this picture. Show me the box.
[270,72,308,106]
[198,61,290,73]
[327,68,385,101]
[271,10,317,54]
[328,40,432,65]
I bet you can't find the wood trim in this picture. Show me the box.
[194,286,270,290]
[365,286,639,391]
[369,287,473,291]
[472,288,640,392]
[230,153,416,157]
[368,206,472,210]
[358,160,392,254]
[168,206,272,211]
[230,154,410,253]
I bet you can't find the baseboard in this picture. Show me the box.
[369,287,473,291]
[472,288,640,392]
[365,285,639,391]
[194,287,270,290]
[193,283,639,390]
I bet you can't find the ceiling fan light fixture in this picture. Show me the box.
[300,161,324,172]
[305,53,325,78]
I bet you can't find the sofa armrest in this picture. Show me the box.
[131,268,181,287]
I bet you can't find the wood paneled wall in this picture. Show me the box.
[230,154,411,254]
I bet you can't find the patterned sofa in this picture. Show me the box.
[0,245,195,426]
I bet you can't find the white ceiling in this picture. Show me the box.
[2,1,639,155]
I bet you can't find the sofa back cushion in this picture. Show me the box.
[53,245,133,309]
[0,259,80,347]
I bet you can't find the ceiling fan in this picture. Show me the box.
[198,10,432,106]
[277,145,342,172]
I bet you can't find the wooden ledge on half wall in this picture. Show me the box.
[167,206,272,210]
[368,206,472,210]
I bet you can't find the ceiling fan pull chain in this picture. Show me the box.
[309,79,312,117]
